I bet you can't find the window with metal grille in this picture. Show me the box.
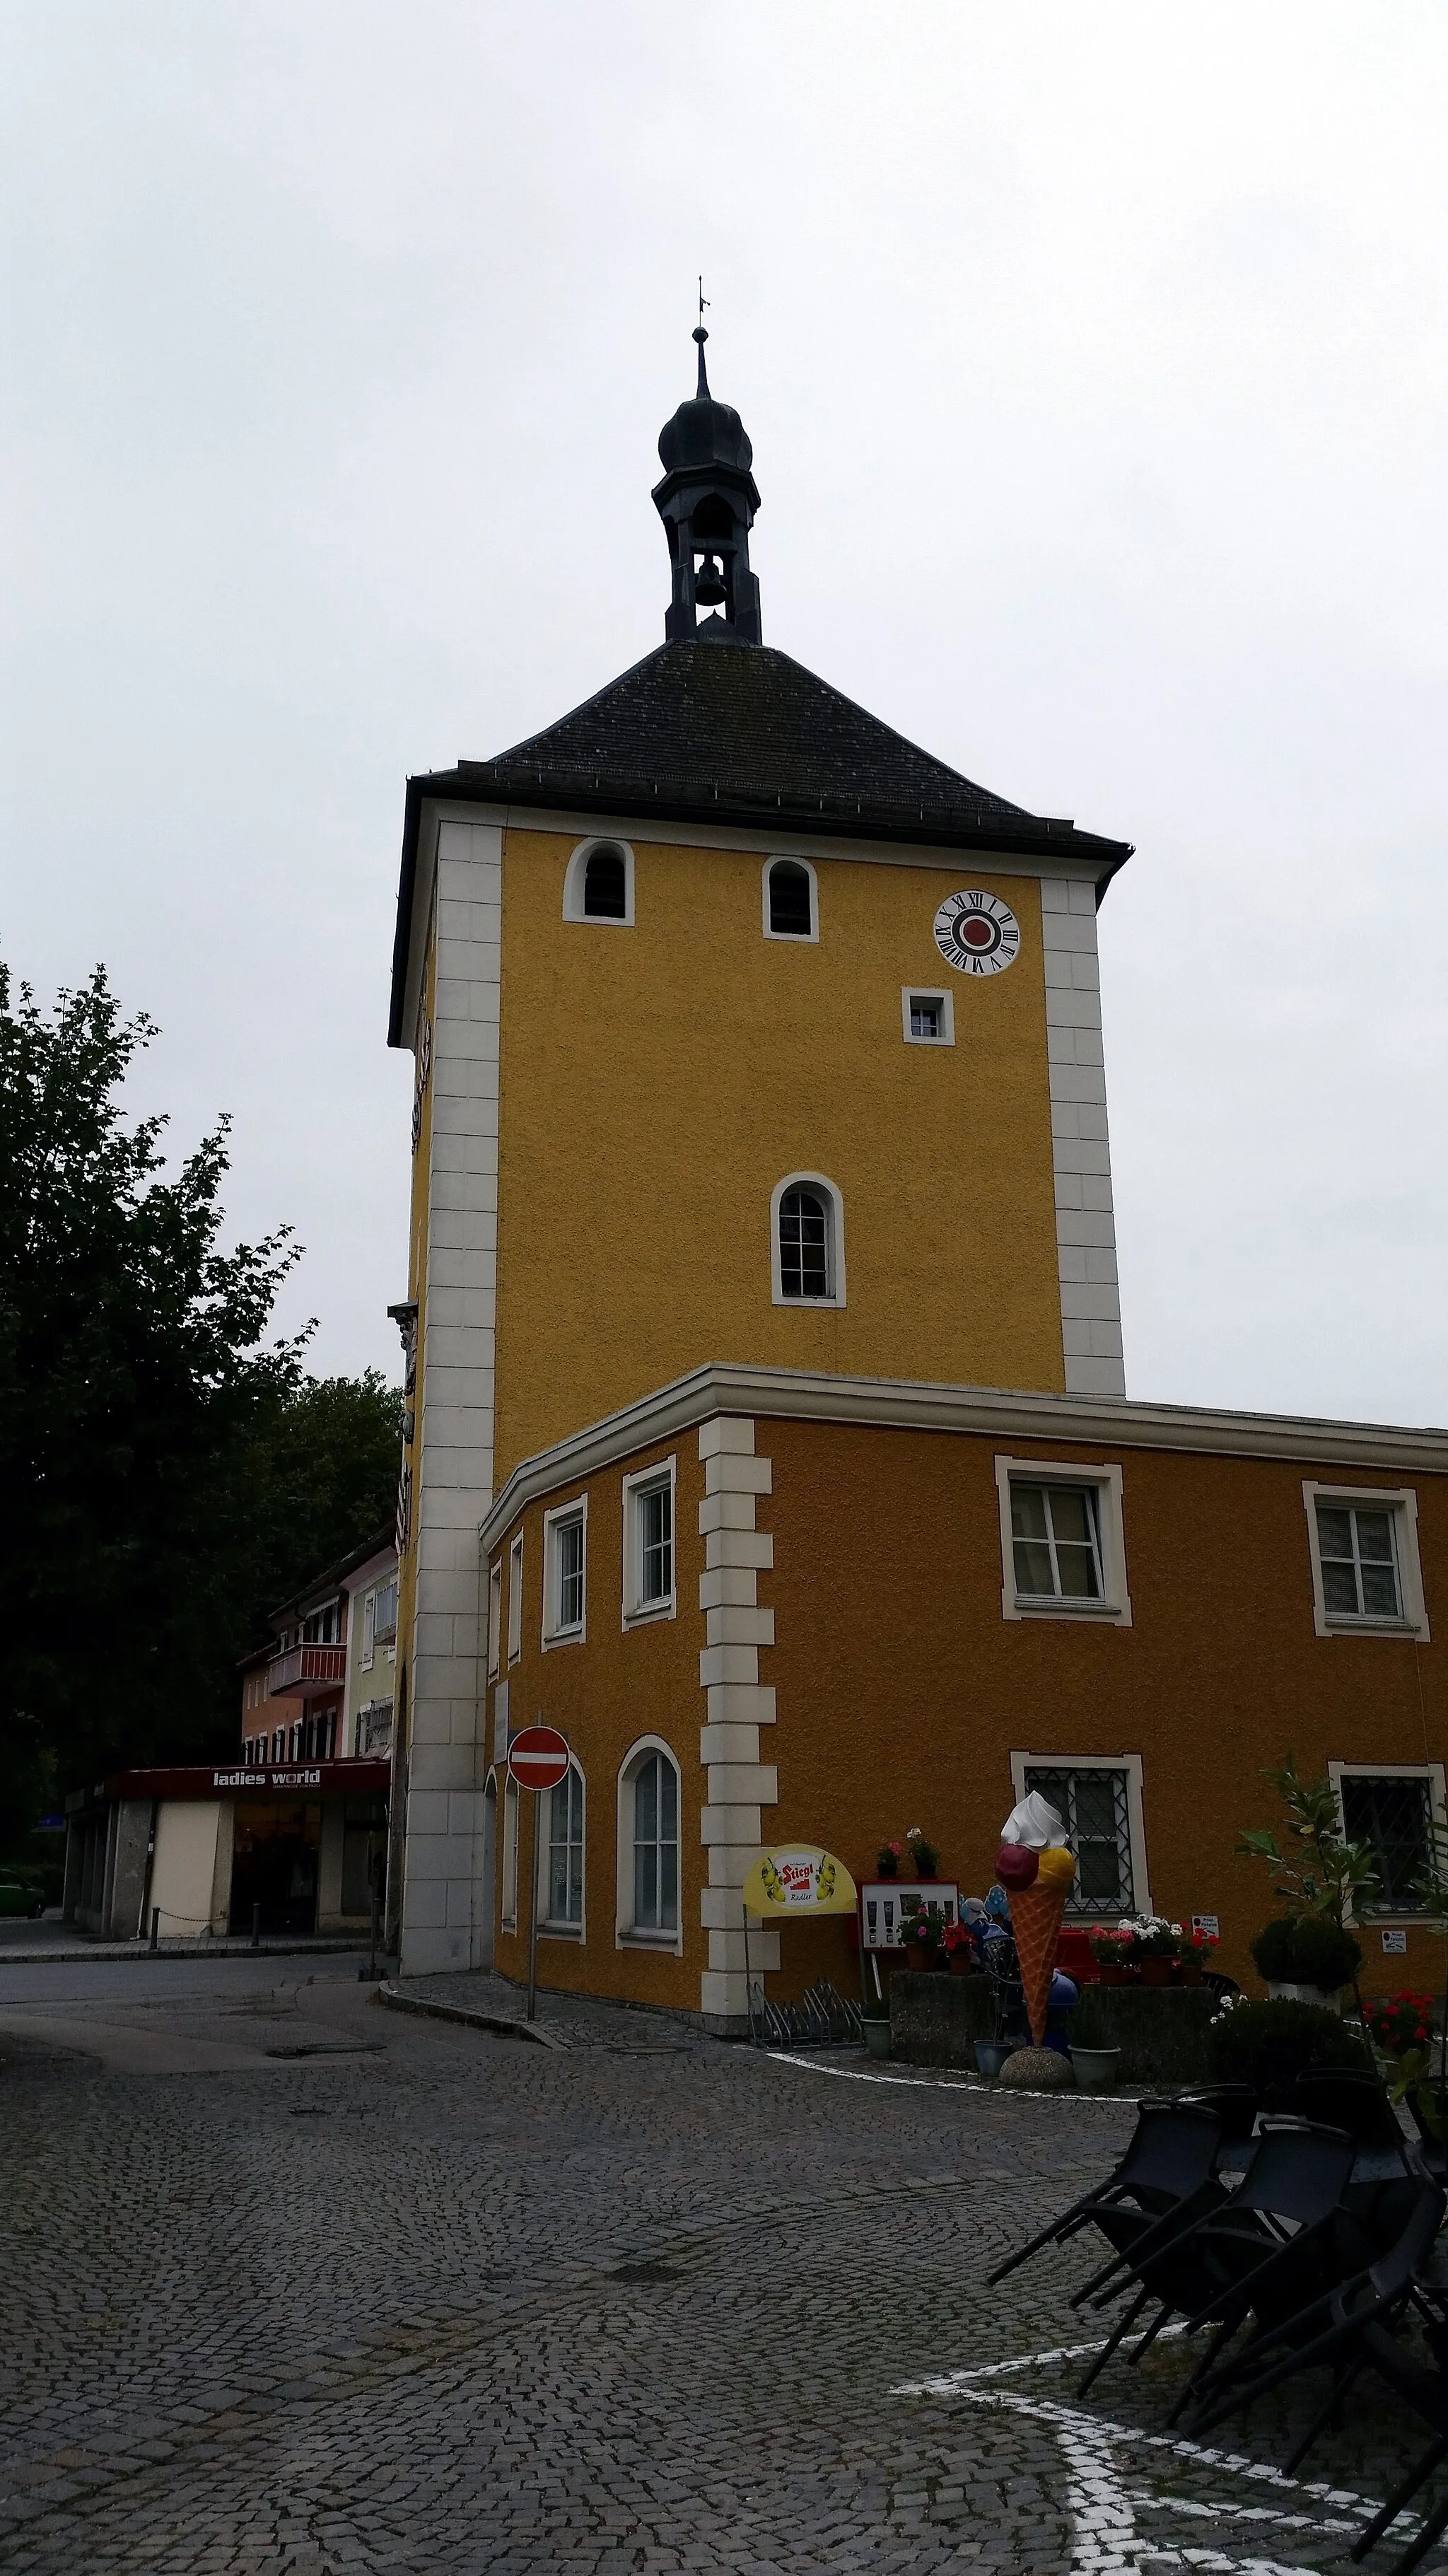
[767,860,814,937]
[547,1764,585,1927]
[1316,1504,1403,1620]
[1010,1484,1104,1601]
[779,1186,830,1299]
[632,1751,679,1933]
[1339,1772,1432,1913]
[1023,1766,1135,1916]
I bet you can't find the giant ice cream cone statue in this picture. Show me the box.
[998,1793,1076,2046]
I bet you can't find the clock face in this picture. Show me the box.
[933,889,1021,977]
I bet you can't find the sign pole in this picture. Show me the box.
[504,1723,571,2030]
[526,1790,543,2022]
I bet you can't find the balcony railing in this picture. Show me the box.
[267,1643,346,1700]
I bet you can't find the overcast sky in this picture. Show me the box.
[4,4,1447,1424]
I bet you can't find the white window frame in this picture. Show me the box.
[901,985,955,1047]
[621,1457,677,1627]
[770,1171,846,1309]
[1329,1760,1448,1925]
[507,1532,524,1665]
[615,1735,684,1954]
[563,836,636,927]
[541,1759,586,1941]
[487,1559,503,1682]
[542,1496,588,1648]
[995,1456,1132,1626]
[1304,1483,1428,1640]
[501,1773,519,1930]
[761,854,819,943]
[361,1589,377,1672]
[1010,1749,1151,1920]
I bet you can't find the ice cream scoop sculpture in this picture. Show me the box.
[998,1792,1076,2044]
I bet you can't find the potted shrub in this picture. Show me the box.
[942,1921,976,1978]
[875,1840,903,1880]
[1207,1994,1370,2109]
[1089,1926,1135,1986]
[1250,1913,1362,2001]
[906,1826,940,1881]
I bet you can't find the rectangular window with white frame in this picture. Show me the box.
[507,1533,523,1665]
[901,986,954,1046]
[1012,1752,1150,1919]
[361,1590,377,1671]
[995,1457,1132,1625]
[622,1458,677,1625]
[1304,1484,1429,1638]
[487,1559,503,1681]
[544,1764,585,1936]
[1330,1762,1447,1918]
[542,1498,588,1647]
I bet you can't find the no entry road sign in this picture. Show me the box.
[507,1725,570,1794]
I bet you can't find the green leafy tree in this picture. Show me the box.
[0,962,401,1843]
[1236,1752,1380,1927]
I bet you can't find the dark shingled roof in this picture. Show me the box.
[390,639,1133,1043]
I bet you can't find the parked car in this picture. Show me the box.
[0,1878,48,1920]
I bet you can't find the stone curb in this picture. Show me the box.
[0,1938,377,1966]
[375,1980,569,2049]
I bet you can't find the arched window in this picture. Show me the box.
[763,856,817,941]
[545,1761,585,1931]
[501,1774,519,1929]
[617,1740,680,1943]
[771,1172,845,1305]
[563,837,635,926]
[632,1752,678,1933]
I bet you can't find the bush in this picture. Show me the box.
[1208,1997,1370,2106]
[1249,1917,1363,1989]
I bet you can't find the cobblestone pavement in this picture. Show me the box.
[1,1962,1443,2574]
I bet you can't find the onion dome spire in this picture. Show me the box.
[652,316,762,645]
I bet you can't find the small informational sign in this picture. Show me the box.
[1382,1928,1409,1955]
[741,1846,857,1917]
[859,1882,960,1950]
[1191,1914,1220,1940]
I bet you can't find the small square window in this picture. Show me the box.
[901,986,954,1045]
[995,1456,1131,1625]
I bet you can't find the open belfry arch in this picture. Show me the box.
[385,328,1133,1988]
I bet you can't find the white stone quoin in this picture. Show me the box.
[696,1415,780,2026]
[400,817,501,1974]
[1040,875,1126,1397]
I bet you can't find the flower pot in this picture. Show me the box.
[1138,1958,1174,1987]
[876,1859,898,1879]
[1094,1963,1128,1986]
[1178,1959,1203,1986]
[974,2041,1013,2078]
[948,1952,975,1978]
[915,1863,938,1881]
[1070,2045,1121,2094]
[905,1943,932,1973]
[862,2018,891,2061]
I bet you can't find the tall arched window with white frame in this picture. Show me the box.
[771,1172,845,1307]
[545,1761,585,1933]
[631,1748,678,1935]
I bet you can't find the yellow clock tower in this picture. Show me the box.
[385,330,1133,1971]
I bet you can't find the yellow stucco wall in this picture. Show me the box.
[493,829,1064,1481]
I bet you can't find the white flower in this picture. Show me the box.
[1170,1924,1182,1937]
